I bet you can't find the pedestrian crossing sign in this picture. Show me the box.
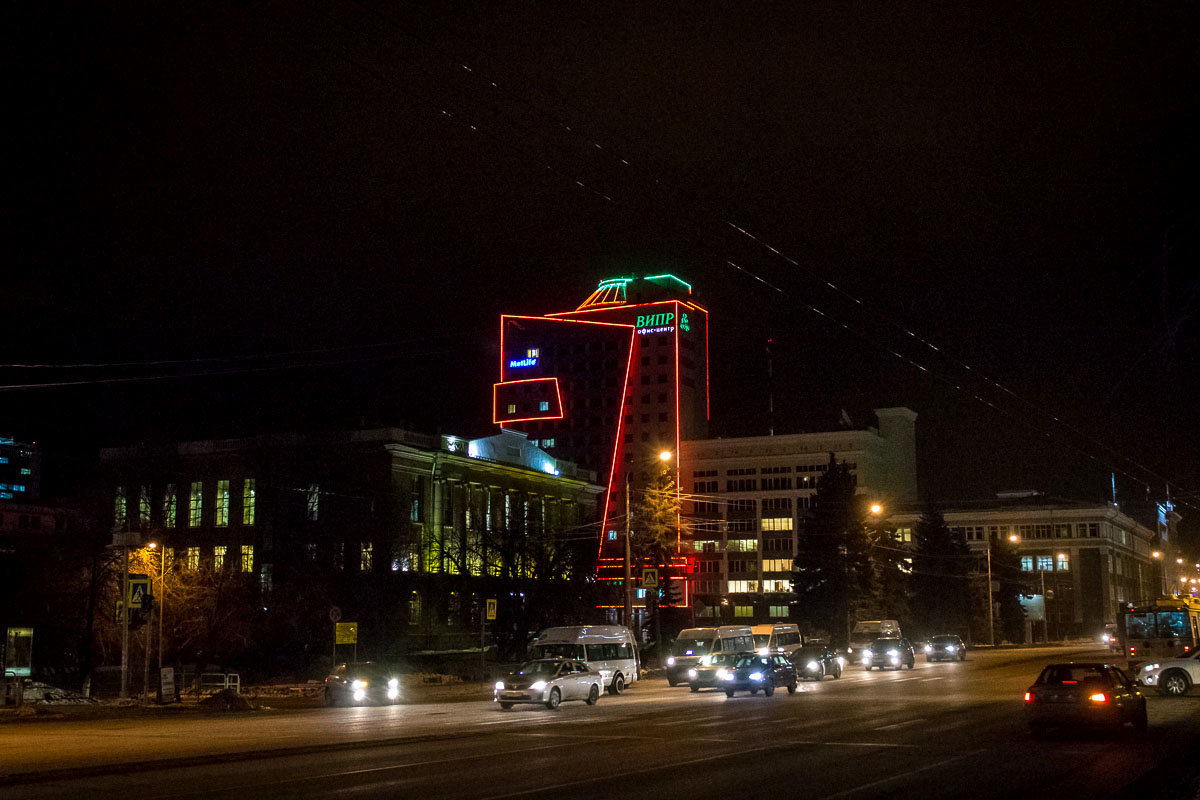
[128,574,151,609]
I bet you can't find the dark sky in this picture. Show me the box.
[5,3,1198,543]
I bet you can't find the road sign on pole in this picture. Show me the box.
[642,569,659,589]
[486,599,497,621]
[335,622,358,644]
[128,574,151,609]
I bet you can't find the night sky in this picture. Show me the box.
[6,3,1198,544]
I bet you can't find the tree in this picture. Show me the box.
[789,454,872,648]
[991,536,1027,643]
[631,464,680,653]
[866,520,910,627]
[909,502,971,638]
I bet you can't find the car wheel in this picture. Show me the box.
[667,677,678,687]
[787,681,797,695]
[907,659,915,670]
[585,684,600,706]
[1159,670,1191,697]
[763,680,775,697]
[609,674,625,695]
[545,687,561,710]
[499,702,513,710]
[959,652,966,661]
[689,684,699,693]
[864,665,872,671]
[1133,702,1148,731]
[833,664,842,679]
[749,687,758,695]
[725,688,736,698]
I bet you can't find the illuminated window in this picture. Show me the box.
[242,479,256,525]
[162,484,177,527]
[186,546,200,570]
[1036,555,1053,571]
[727,580,758,593]
[896,527,912,543]
[769,605,788,617]
[20,467,31,475]
[213,545,227,570]
[1057,553,1070,571]
[762,580,788,592]
[113,486,127,529]
[361,542,373,572]
[1021,556,1033,572]
[306,484,319,521]
[526,347,539,358]
[734,605,753,617]
[539,401,550,411]
[215,480,230,527]
[240,544,254,572]
[543,438,555,448]
[506,403,517,414]
[727,539,758,552]
[762,517,793,531]
[607,530,617,541]
[763,559,793,572]
[189,482,203,527]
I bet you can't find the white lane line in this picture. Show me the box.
[819,741,920,748]
[922,677,945,682]
[818,749,987,799]
[874,718,926,730]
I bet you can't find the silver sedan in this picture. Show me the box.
[494,658,604,710]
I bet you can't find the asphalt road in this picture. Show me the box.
[3,646,1198,799]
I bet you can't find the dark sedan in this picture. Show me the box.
[324,662,401,706]
[1024,663,1147,735]
[793,644,844,680]
[719,654,798,697]
[924,635,966,662]
[862,637,916,670]
[686,652,745,692]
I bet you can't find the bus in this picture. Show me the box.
[1123,597,1200,665]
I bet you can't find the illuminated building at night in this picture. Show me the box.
[494,275,709,613]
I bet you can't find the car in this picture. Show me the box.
[1024,662,1147,735]
[1100,623,1121,653]
[494,658,603,710]
[686,652,746,692]
[528,625,639,694]
[1135,648,1200,696]
[665,626,756,686]
[924,634,966,662]
[862,637,915,670]
[719,654,798,697]
[793,644,844,680]
[324,662,402,706]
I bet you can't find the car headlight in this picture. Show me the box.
[687,669,698,679]
[495,680,505,691]
[667,657,675,666]
[886,649,899,657]
[1142,663,1160,672]
[353,689,366,702]
[758,647,770,656]
[924,645,933,653]
[717,669,732,681]
[387,678,400,700]
[846,647,854,653]
[836,657,845,667]
[351,680,368,691]
[945,646,956,653]
[1101,634,1111,643]
[749,672,763,681]
[863,649,873,659]
[806,661,819,671]
[529,681,547,692]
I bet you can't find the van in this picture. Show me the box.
[529,625,639,694]
[846,619,901,658]
[665,626,756,686]
[751,623,804,657]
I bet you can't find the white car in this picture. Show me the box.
[494,658,604,709]
[1137,649,1200,696]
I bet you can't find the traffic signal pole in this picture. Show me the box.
[120,545,129,699]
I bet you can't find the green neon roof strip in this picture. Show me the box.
[597,277,633,287]
[643,274,692,292]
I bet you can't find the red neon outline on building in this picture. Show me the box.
[492,377,565,425]
[599,326,637,559]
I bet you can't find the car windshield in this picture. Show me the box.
[343,664,392,680]
[932,636,958,644]
[674,639,712,656]
[1036,665,1112,686]
[515,661,560,678]
[700,653,739,667]
[734,656,767,669]
[872,638,901,648]
[796,646,823,659]
[752,634,772,647]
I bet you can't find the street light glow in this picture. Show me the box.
[658,450,672,461]
[870,503,882,515]
[1008,534,1019,543]
[1152,551,1162,559]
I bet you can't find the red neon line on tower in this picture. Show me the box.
[599,326,637,559]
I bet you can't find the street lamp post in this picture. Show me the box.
[120,544,129,699]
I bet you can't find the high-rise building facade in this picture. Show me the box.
[494,275,709,606]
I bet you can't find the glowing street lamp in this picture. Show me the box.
[658,450,673,462]
[869,503,883,516]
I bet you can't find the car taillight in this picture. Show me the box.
[1089,693,1108,703]
[1024,692,1033,702]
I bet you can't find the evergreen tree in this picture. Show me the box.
[867,520,910,626]
[992,534,1027,643]
[789,454,872,647]
[910,502,971,638]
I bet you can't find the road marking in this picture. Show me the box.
[874,718,926,730]
[818,749,988,799]
[922,677,945,682]
[819,741,919,748]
